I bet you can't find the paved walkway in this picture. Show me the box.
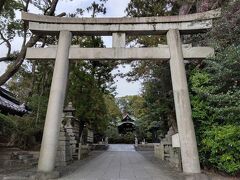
[59,144,183,180]
[107,144,135,152]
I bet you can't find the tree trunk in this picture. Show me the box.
[0,0,7,14]
[179,2,194,15]
[196,0,223,13]
[197,0,212,12]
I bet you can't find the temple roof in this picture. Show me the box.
[0,87,28,116]
[118,114,136,134]
[121,114,135,122]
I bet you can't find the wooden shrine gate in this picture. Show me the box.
[22,9,220,175]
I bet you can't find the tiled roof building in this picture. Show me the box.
[118,114,136,134]
[0,87,28,116]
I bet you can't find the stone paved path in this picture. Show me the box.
[107,144,135,152]
[59,144,183,180]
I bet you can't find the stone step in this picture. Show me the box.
[72,154,78,157]
[22,157,38,165]
[18,154,33,160]
[0,147,21,152]
[2,176,29,180]
[0,153,13,160]
[1,159,23,167]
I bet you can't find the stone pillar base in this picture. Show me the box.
[184,173,209,180]
[30,171,60,180]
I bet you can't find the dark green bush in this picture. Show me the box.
[201,125,240,175]
[190,44,240,175]
[0,113,16,138]
[105,126,135,144]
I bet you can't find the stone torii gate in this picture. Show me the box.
[22,9,220,175]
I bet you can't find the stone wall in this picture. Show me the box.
[135,144,154,151]
[154,128,182,170]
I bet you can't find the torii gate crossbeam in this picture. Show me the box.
[22,10,220,176]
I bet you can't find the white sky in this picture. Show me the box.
[0,0,142,97]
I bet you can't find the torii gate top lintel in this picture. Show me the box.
[24,10,220,61]
[22,9,220,36]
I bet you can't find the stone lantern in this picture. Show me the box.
[63,102,77,158]
[63,102,76,128]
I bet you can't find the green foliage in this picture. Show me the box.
[125,0,174,47]
[191,45,240,126]
[105,126,120,143]
[124,0,178,143]
[190,45,240,175]
[188,2,240,175]
[0,112,43,149]
[116,95,145,119]
[67,0,118,137]
[104,95,122,125]
[67,48,118,136]
[121,132,135,144]
[125,0,240,175]
[86,0,108,17]
[8,115,43,149]
[136,62,176,142]
[201,125,240,175]
[1,0,117,148]
[68,62,110,134]
[117,92,170,142]
[0,0,23,53]
[0,113,16,137]
[126,0,173,17]
[105,126,135,144]
[4,61,52,149]
[210,1,240,49]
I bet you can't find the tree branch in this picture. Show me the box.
[179,2,194,15]
[0,0,7,14]
[0,31,11,58]
[0,0,60,86]
[0,57,15,62]
[0,34,40,85]
[46,0,59,15]
[23,0,31,12]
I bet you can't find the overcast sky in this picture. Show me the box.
[0,0,142,97]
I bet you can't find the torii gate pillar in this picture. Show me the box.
[38,31,72,172]
[167,29,201,173]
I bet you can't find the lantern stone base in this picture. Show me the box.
[56,129,72,167]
